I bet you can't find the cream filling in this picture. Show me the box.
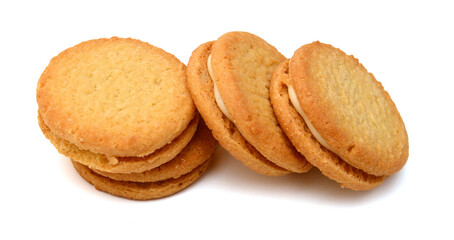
[288,85,337,154]
[207,54,233,121]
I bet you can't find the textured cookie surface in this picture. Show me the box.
[270,60,385,190]
[72,159,211,200]
[37,37,195,157]
[187,41,289,176]
[38,113,198,173]
[210,32,311,173]
[290,42,408,176]
[94,120,218,182]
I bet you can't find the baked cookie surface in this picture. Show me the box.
[290,42,408,176]
[37,37,195,157]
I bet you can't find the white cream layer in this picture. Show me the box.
[207,54,233,121]
[287,85,337,154]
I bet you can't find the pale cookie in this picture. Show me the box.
[37,37,195,157]
[72,159,211,200]
[187,32,311,175]
[93,120,218,182]
[38,113,198,173]
[289,42,408,177]
[270,60,386,190]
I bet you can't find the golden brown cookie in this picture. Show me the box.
[187,41,288,176]
[270,42,408,190]
[93,120,218,182]
[38,113,198,173]
[290,42,408,176]
[37,37,195,157]
[270,60,386,190]
[72,159,211,200]
[187,32,311,175]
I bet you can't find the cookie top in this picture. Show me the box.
[186,41,290,176]
[37,37,195,157]
[270,60,385,190]
[210,32,310,173]
[93,120,218,182]
[290,42,408,176]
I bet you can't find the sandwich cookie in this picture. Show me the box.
[72,120,217,200]
[270,42,408,190]
[187,32,311,175]
[37,37,211,199]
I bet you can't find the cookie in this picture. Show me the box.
[72,159,211,200]
[270,42,408,190]
[270,60,386,190]
[38,113,199,173]
[187,42,288,176]
[187,32,311,175]
[37,37,195,158]
[93,120,218,182]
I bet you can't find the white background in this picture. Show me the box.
[1,0,453,239]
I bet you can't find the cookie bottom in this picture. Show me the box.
[72,159,211,200]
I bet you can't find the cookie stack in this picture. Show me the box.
[38,33,409,195]
[187,32,408,190]
[37,37,217,200]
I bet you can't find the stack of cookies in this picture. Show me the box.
[37,37,217,200]
[187,32,408,191]
[38,32,409,197]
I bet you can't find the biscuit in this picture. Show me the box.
[72,159,211,200]
[37,37,195,157]
[38,113,198,173]
[93,120,218,182]
[270,42,408,190]
[187,32,311,175]
[187,41,288,176]
[290,42,408,176]
[270,60,386,190]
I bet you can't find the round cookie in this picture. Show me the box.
[270,60,386,190]
[289,42,408,176]
[187,41,289,176]
[187,31,311,175]
[37,37,195,157]
[72,159,211,200]
[93,120,218,182]
[38,113,199,173]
